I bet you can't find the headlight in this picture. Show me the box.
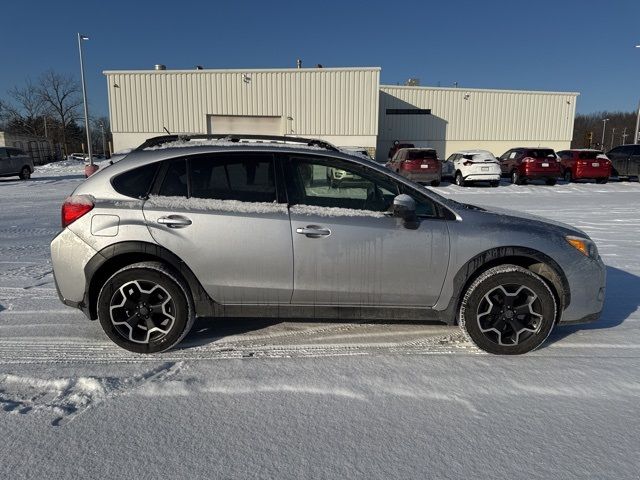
[566,236,599,260]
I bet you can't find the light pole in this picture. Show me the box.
[601,118,609,149]
[78,33,97,176]
[622,127,628,145]
[610,127,616,150]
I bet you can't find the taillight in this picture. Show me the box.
[61,195,94,228]
[522,157,535,163]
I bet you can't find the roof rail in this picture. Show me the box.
[135,134,340,152]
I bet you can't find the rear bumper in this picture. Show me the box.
[522,168,561,179]
[401,171,441,182]
[574,166,611,179]
[463,173,501,182]
[50,228,98,317]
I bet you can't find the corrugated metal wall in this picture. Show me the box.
[379,86,578,142]
[105,68,380,138]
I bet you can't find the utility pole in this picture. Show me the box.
[99,122,106,156]
[601,118,610,149]
[635,100,640,143]
[622,127,628,145]
[610,127,616,150]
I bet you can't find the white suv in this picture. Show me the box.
[445,150,501,187]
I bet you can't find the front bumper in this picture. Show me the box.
[557,254,606,324]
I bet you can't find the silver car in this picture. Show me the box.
[0,147,34,180]
[50,134,606,355]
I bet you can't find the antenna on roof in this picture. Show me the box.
[163,126,171,135]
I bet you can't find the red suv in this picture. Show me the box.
[498,148,561,185]
[386,148,441,186]
[557,149,611,184]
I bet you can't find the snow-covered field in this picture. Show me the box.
[1,162,639,479]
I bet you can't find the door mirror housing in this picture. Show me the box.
[393,194,419,229]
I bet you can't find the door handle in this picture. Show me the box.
[158,215,192,228]
[296,225,331,238]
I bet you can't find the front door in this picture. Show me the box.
[284,154,450,307]
[142,152,293,305]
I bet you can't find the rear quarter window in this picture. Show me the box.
[111,162,160,198]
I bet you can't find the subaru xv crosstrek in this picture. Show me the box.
[51,134,606,355]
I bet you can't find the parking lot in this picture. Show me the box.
[1,162,639,479]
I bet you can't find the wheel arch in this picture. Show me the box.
[84,241,215,320]
[442,246,570,325]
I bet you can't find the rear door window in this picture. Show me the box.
[189,153,277,203]
[406,150,437,160]
[158,159,188,197]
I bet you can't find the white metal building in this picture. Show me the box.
[104,66,578,160]
[378,85,578,161]
[105,67,380,153]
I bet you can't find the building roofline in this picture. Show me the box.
[103,66,382,75]
[380,84,580,96]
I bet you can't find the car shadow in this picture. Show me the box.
[177,316,445,351]
[546,265,640,345]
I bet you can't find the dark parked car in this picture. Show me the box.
[606,144,640,180]
[557,149,611,184]
[0,147,34,180]
[498,148,561,185]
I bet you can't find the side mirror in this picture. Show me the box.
[393,194,419,229]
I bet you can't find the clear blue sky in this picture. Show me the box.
[2,0,639,117]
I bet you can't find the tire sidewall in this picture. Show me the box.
[460,268,556,355]
[97,266,192,353]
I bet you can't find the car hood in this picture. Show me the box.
[470,204,589,238]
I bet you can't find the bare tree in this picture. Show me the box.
[37,70,82,155]
[1,80,49,136]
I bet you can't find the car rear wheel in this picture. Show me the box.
[563,170,572,182]
[19,167,31,180]
[431,179,441,187]
[459,265,556,355]
[97,262,195,353]
[596,177,608,184]
[455,171,465,187]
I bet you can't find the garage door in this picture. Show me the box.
[207,115,283,135]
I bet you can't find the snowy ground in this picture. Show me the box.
[1,162,639,479]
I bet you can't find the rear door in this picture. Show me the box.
[142,152,293,304]
[608,146,631,175]
[284,154,450,307]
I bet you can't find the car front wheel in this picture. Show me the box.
[511,170,523,185]
[564,170,572,182]
[455,172,465,187]
[97,262,195,353]
[459,265,557,355]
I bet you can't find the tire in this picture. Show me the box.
[455,171,465,187]
[563,170,572,182]
[97,261,195,353]
[511,170,523,185]
[19,167,31,180]
[431,179,441,187]
[490,180,500,188]
[458,265,557,355]
[596,177,608,184]
[546,178,557,186]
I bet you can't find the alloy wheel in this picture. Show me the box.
[476,284,543,346]
[109,280,176,344]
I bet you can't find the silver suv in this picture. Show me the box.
[0,147,34,180]
[50,135,606,355]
